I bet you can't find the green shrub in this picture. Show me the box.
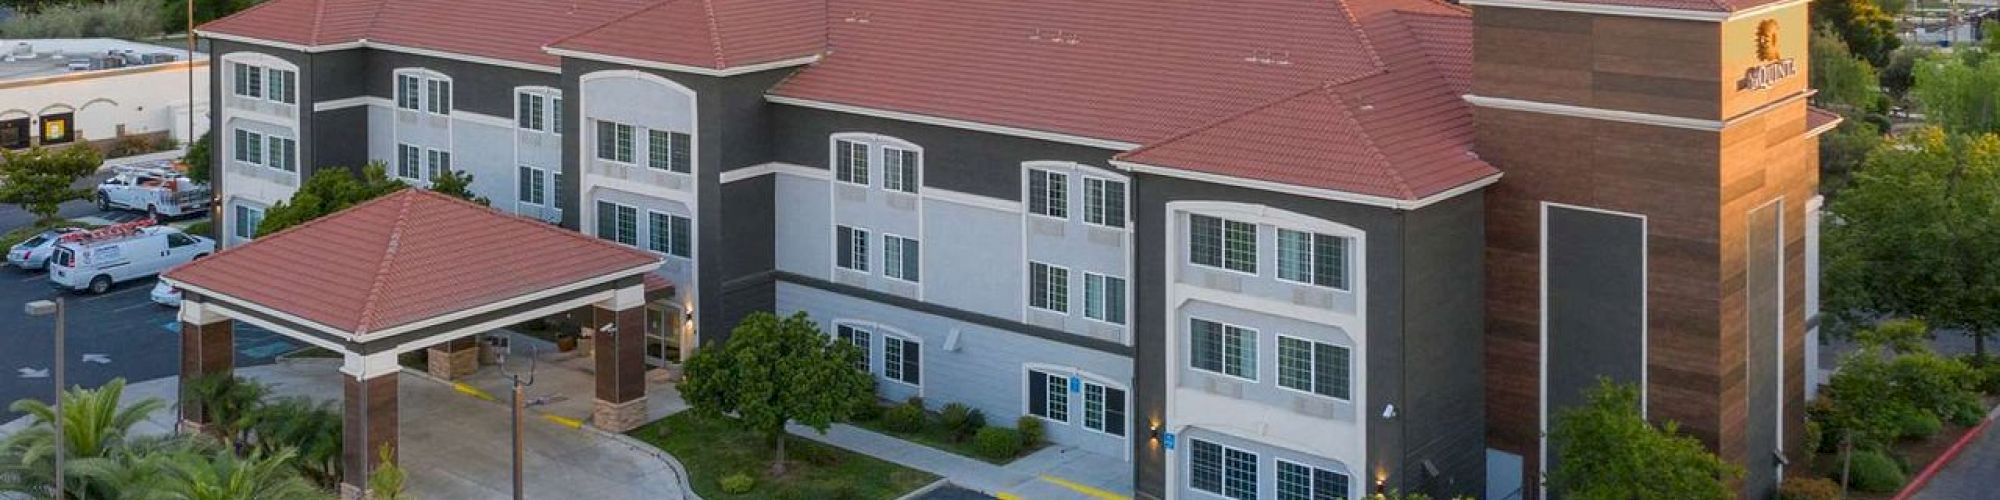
[1974,357,2000,394]
[937,403,984,441]
[1898,412,1942,440]
[1016,415,1044,448]
[1800,419,1823,469]
[1848,450,1907,493]
[882,402,926,433]
[851,397,883,422]
[719,472,756,494]
[1778,477,1841,500]
[973,426,1022,460]
[1946,394,1986,426]
[904,395,925,411]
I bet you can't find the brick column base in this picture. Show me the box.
[593,397,648,432]
[341,372,397,498]
[425,338,479,380]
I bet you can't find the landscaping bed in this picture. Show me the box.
[1804,394,1997,500]
[848,398,1047,465]
[630,412,937,500]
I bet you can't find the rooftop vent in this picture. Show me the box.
[844,11,872,23]
[1029,28,1079,45]
[1243,50,1292,66]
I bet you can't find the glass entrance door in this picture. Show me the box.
[644,302,682,367]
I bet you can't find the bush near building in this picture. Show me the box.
[629,412,935,500]
[1846,450,1906,493]
[1546,379,1740,500]
[0,0,159,38]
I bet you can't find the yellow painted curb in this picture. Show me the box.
[451,382,498,402]
[542,414,585,429]
[1039,475,1129,500]
[995,493,1024,500]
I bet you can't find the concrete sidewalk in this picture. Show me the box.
[0,358,695,500]
[787,422,1133,500]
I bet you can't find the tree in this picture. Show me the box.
[256,161,404,236]
[0,378,167,499]
[1820,119,1884,194]
[367,444,409,500]
[427,168,488,206]
[0,146,101,224]
[180,373,269,450]
[1824,127,2000,358]
[678,311,873,475]
[1811,26,1884,113]
[1911,52,2000,136]
[1814,0,1901,67]
[1547,379,1741,500]
[249,396,342,489]
[148,447,323,500]
[183,130,212,184]
[1880,46,1928,104]
[160,0,264,33]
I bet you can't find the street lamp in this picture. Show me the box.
[498,343,539,500]
[24,298,63,500]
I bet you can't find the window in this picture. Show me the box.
[1278,229,1349,289]
[425,78,452,114]
[395,144,421,180]
[232,63,262,98]
[1027,370,1069,422]
[836,325,871,371]
[884,337,920,385]
[836,225,869,272]
[648,212,692,258]
[518,166,547,205]
[396,74,421,110]
[426,149,451,180]
[1028,169,1068,218]
[1083,273,1126,325]
[648,130,692,173]
[884,235,920,282]
[1083,178,1126,228]
[264,136,296,172]
[596,201,637,245]
[1189,440,1259,500]
[835,139,869,185]
[232,129,264,165]
[596,121,635,163]
[1191,318,1256,379]
[266,68,296,104]
[517,93,546,131]
[1279,336,1351,400]
[1278,461,1349,500]
[233,205,263,240]
[883,148,918,193]
[1190,214,1257,273]
[552,172,564,207]
[1082,382,1126,437]
[1029,261,1069,313]
[552,98,564,134]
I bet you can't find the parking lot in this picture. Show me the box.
[0,187,297,420]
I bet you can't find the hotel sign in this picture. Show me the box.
[1737,19,1796,91]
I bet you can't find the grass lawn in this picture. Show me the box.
[631,412,938,500]
[848,412,1042,465]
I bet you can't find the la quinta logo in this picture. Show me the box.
[1737,19,1796,91]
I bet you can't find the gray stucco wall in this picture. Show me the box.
[766,105,1120,201]
[1543,205,1645,490]
[1397,192,1486,497]
[1746,201,1781,499]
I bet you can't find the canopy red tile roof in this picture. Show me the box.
[164,189,662,336]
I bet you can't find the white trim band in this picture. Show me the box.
[1113,159,1501,210]
[545,47,820,77]
[195,32,557,73]
[1463,94,1725,131]
[766,95,1143,151]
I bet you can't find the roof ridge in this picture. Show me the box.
[1118,84,1333,161]
[196,0,301,32]
[1318,86,1417,199]
[165,184,417,280]
[701,0,729,69]
[308,0,328,44]
[1329,0,1388,74]
[361,0,392,43]
[352,190,418,335]
[410,187,665,266]
[545,0,680,52]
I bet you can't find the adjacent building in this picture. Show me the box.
[196,0,1833,498]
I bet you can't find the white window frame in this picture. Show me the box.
[1079,379,1128,437]
[518,165,547,206]
[1082,272,1126,325]
[425,148,452,180]
[232,128,265,165]
[834,138,869,186]
[1275,460,1350,500]
[882,147,920,194]
[1188,213,1260,276]
[646,128,694,174]
[836,323,873,372]
[263,135,296,173]
[232,204,264,240]
[595,120,636,164]
[394,69,450,115]
[1027,168,1069,219]
[595,200,639,246]
[1188,439,1260,500]
[232,62,263,99]
[1275,228,1351,291]
[1082,176,1127,229]
[1028,261,1070,314]
[265,67,296,105]
[1189,317,1258,382]
[835,225,870,273]
[882,335,921,387]
[883,233,920,283]
[394,144,422,181]
[515,87,561,133]
[646,210,693,260]
[1275,335,1352,402]
[1026,368,1070,424]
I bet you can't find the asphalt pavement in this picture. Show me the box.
[0,199,294,421]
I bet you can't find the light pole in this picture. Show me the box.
[24,298,64,500]
[497,342,538,500]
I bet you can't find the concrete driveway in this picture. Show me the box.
[0,359,694,499]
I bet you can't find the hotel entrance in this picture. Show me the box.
[644,300,686,368]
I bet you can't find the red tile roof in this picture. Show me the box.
[200,0,660,67]
[164,189,662,336]
[548,0,826,70]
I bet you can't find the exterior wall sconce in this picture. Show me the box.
[1381,403,1397,420]
[1149,421,1161,440]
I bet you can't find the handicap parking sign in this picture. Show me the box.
[1069,375,1081,393]
[1163,432,1176,450]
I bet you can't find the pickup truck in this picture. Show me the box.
[95,163,211,218]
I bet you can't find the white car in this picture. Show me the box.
[6,227,84,270]
[150,280,182,307]
[48,225,213,294]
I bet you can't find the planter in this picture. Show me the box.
[556,335,579,352]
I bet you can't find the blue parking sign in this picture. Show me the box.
[1069,376,1081,393]
[1162,432,1176,450]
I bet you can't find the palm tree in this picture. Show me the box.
[179,374,267,450]
[248,397,341,489]
[0,378,166,499]
[148,447,326,500]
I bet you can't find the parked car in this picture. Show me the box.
[96,165,211,218]
[149,280,182,307]
[48,224,213,294]
[6,227,84,270]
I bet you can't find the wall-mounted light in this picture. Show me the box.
[1375,467,1389,494]
[1149,421,1162,441]
[1380,403,1397,420]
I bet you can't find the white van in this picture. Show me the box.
[48,226,214,294]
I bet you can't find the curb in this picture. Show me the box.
[1892,404,2000,500]
[894,479,951,500]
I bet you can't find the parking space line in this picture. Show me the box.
[76,286,149,303]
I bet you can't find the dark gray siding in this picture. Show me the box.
[1399,192,1486,497]
[1745,201,1781,499]
[311,106,369,169]
[1543,205,1646,484]
[360,50,559,117]
[1132,173,1418,499]
[766,104,1120,201]
[308,48,369,102]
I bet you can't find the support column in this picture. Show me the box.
[177,300,233,430]
[340,354,399,500]
[592,284,648,432]
[425,337,479,380]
